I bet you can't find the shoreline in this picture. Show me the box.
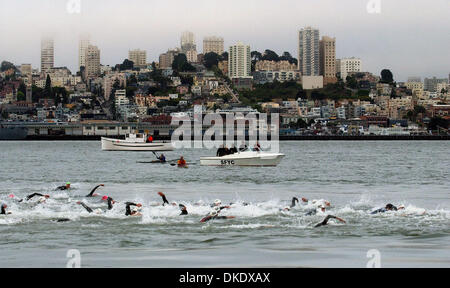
[0,135,449,141]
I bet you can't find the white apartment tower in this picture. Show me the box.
[41,37,54,72]
[84,45,101,79]
[78,35,90,71]
[336,57,362,81]
[128,49,147,68]
[298,27,320,76]
[203,36,224,55]
[228,42,251,79]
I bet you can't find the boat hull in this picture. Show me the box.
[101,137,174,151]
[200,152,285,167]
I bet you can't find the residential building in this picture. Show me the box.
[159,49,179,69]
[255,60,297,72]
[78,35,90,71]
[181,31,196,53]
[228,42,252,79]
[298,27,320,76]
[203,36,224,55]
[41,37,54,72]
[84,45,101,80]
[128,49,147,68]
[319,36,337,85]
[337,57,362,81]
[424,77,448,92]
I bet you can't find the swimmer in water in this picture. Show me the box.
[56,182,71,191]
[86,184,105,197]
[18,193,50,203]
[179,204,188,215]
[77,196,115,214]
[314,215,346,228]
[125,202,142,216]
[282,197,300,211]
[1,203,11,215]
[211,199,231,211]
[301,197,331,208]
[305,205,327,216]
[157,192,177,206]
[371,204,405,215]
[200,207,235,223]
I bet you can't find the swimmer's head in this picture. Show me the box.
[66,182,71,188]
[386,204,395,210]
[320,206,326,212]
[214,199,222,206]
[102,196,108,201]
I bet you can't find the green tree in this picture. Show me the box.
[17,91,25,101]
[172,54,195,72]
[261,49,279,62]
[380,69,394,84]
[44,74,52,98]
[203,52,220,69]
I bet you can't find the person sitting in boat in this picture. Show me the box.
[239,142,248,152]
[229,145,238,154]
[177,156,187,167]
[147,135,154,143]
[216,145,226,157]
[56,182,71,191]
[157,154,166,163]
[253,142,261,152]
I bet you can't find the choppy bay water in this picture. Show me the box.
[0,141,449,268]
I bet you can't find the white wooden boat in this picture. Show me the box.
[200,148,284,167]
[101,133,174,151]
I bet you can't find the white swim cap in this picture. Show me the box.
[38,197,46,203]
[214,199,222,206]
[209,211,218,217]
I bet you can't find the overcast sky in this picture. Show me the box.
[0,0,449,81]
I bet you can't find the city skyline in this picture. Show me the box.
[0,0,449,81]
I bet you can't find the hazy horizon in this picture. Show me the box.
[0,0,449,81]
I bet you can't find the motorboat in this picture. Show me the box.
[200,148,285,167]
[101,133,174,151]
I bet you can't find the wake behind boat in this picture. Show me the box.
[200,148,285,167]
[101,133,174,152]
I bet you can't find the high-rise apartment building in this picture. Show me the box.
[336,57,362,81]
[203,36,224,55]
[319,36,337,85]
[424,77,448,92]
[159,48,180,69]
[78,35,90,71]
[41,37,54,72]
[228,42,251,79]
[128,49,147,68]
[84,45,101,79]
[181,31,196,53]
[298,27,320,76]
